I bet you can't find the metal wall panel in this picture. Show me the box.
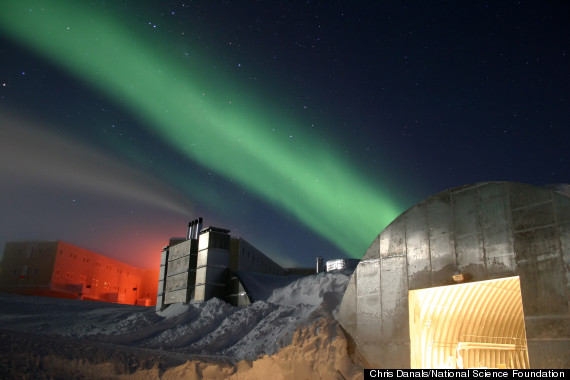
[509,182,551,209]
[452,187,480,238]
[427,192,456,284]
[381,217,406,258]
[512,203,555,232]
[195,266,227,286]
[193,280,226,301]
[367,235,380,259]
[205,266,227,284]
[155,295,163,311]
[198,231,230,251]
[197,248,229,268]
[165,272,189,292]
[236,238,285,275]
[515,227,567,316]
[167,255,190,276]
[194,284,205,302]
[527,341,570,369]
[514,227,559,263]
[427,191,454,237]
[198,233,209,251]
[558,222,570,301]
[405,203,431,290]
[381,256,408,342]
[453,188,486,281]
[379,224,393,259]
[168,240,192,261]
[480,183,516,277]
[195,267,207,285]
[554,191,570,300]
[160,250,168,266]
[553,192,570,224]
[356,259,381,344]
[164,288,189,304]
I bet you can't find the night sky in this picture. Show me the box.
[1,1,568,270]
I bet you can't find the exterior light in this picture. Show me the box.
[452,272,464,283]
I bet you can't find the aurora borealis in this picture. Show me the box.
[1,1,568,268]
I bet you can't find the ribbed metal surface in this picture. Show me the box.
[338,182,570,368]
[409,277,529,369]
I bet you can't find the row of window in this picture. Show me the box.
[13,267,38,275]
[239,248,283,275]
[58,251,131,276]
[55,269,131,293]
[17,247,43,258]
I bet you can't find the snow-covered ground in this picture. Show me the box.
[0,271,364,379]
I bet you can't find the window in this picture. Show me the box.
[21,266,29,279]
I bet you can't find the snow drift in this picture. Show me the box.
[0,271,364,379]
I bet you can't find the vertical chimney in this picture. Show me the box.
[191,220,197,240]
[195,217,203,239]
[316,256,324,274]
[187,221,193,240]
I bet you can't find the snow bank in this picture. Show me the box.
[0,271,363,378]
[111,271,352,360]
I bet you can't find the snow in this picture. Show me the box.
[235,271,303,301]
[0,271,364,379]
[157,301,190,319]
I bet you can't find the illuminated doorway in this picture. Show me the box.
[409,276,529,369]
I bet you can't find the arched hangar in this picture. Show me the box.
[338,182,569,369]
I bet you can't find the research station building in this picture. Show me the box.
[157,219,289,310]
[0,240,158,306]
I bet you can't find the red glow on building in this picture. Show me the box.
[0,241,158,306]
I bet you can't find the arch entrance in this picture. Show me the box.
[408,276,529,369]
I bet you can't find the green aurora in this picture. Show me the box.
[0,1,405,258]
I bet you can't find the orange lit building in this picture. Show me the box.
[0,240,158,306]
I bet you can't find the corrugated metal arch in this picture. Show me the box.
[409,276,529,369]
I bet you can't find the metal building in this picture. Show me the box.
[338,182,570,369]
[325,258,359,273]
[157,219,289,311]
[0,240,158,305]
